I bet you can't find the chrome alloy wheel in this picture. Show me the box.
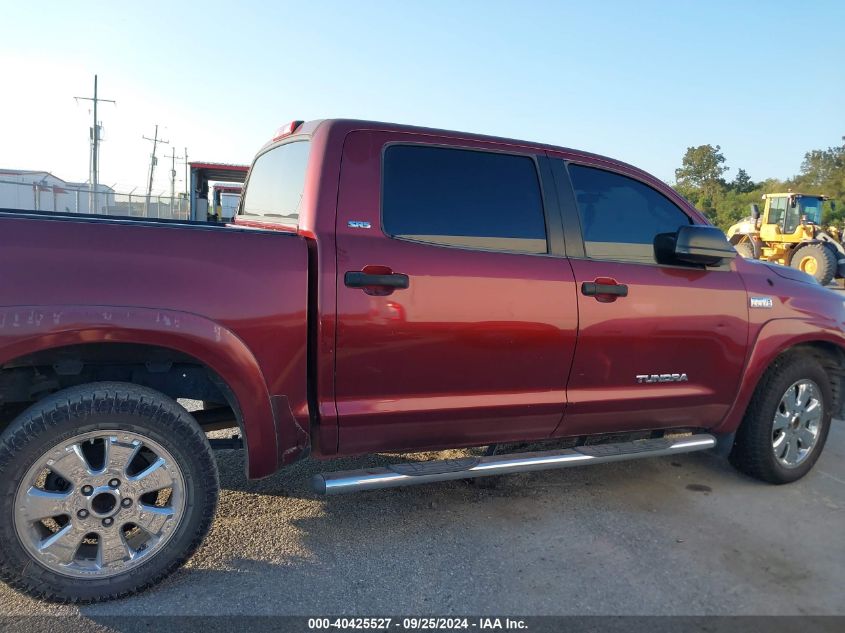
[14,430,186,579]
[772,379,823,468]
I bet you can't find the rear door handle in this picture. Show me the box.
[345,271,409,289]
[581,281,628,297]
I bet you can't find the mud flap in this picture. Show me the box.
[272,394,311,466]
[712,431,736,458]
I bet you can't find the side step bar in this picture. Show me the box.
[312,434,716,495]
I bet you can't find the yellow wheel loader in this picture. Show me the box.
[726,192,844,286]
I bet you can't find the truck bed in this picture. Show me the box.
[0,209,311,474]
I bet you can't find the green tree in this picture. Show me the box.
[791,137,845,225]
[731,168,755,194]
[675,145,729,191]
[674,145,729,219]
[670,138,845,231]
[798,140,844,187]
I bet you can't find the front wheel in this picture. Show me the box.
[0,383,219,602]
[730,353,832,484]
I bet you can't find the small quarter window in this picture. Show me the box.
[240,141,310,225]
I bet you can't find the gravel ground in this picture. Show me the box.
[0,401,842,620]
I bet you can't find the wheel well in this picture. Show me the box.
[779,342,845,417]
[0,342,243,435]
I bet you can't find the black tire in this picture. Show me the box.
[0,382,219,603]
[790,243,837,286]
[729,353,833,484]
[734,241,756,259]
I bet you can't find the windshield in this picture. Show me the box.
[798,197,823,225]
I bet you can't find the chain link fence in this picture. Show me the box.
[0,179,190,220]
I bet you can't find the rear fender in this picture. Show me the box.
[0,305,283,478]
[816,232,845,255]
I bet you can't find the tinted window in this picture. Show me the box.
[569,164,692,263]
[382,145,547,254]
[240,141,310,224]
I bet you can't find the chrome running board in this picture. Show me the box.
[312,434,716,495]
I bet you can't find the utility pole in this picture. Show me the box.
[183,147,189,197]
[180,148,191,220]
[142,125,169,198]
[163,147,184,201]
[75,74,115,213]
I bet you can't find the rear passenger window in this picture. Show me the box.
[382,145,547,254]
[568,164,692,264]
[240,141,310,225]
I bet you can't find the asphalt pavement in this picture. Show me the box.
[0,411,842,621]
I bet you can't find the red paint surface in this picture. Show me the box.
[0,217,309,478]
[561,258,749,435]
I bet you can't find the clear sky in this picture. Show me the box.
[1,0,842,194]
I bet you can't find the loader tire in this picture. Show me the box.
[790,243,836,286]
[734,241,756,259]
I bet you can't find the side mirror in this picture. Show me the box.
[750,203,760,219]
[654,225,737,267]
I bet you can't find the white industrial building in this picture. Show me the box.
[0,169,114,213]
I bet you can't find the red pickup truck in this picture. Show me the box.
[1,119,843,602]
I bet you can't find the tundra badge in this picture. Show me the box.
[636,373,689,384]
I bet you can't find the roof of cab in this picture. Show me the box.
[261,118,659,184]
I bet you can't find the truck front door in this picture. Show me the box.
[334,131,578,455]
[550,157,749,436]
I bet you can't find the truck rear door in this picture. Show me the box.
[334,130,578,455]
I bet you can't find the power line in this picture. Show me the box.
[74,74,115,213]
[142,125,169,198]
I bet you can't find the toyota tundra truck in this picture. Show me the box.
[1,119,843,603]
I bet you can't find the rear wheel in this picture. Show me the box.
[791,243,836,286]
[730,353,832,484]
[0,382,218,602]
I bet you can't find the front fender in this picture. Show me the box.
[713,317,845,434]
[0,305,281,478]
